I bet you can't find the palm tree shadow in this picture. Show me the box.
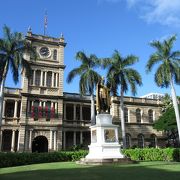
[0,162,180,180]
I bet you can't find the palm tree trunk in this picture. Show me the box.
[170,79,180,144]
[90,94,95,125]
[0,78,5,127]
[120,87,126,149]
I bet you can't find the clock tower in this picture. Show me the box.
[18,29,66,152]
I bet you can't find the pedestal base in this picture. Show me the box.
[77,157,134,165]
[79,114,133,165]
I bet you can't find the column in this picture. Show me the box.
[80,131,83,145]
[128,109,130,123]
[40,71,43,86]
[141,110,143,123]
[17,130,20,151]
[0,130,3,151]
[14,100,18,118]
[153,111,156,121]
[50,130,53,150]
[80,105,83,123]
[51,72,54,87]
[2,100,6,117]
[55,102,58,116]
[73,104,76,121]
[33,70,36,85]
[29,129,32,151]
[11,130,15,152]
[63,131,66,150]
[73,131,76,146]
[44,71,47,86]
[54,131,57,150]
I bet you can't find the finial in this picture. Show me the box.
[61,32,64,38]
[28,26,32,32]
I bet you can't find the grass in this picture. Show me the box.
[0,161,180,180]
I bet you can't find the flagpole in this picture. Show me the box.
[44,10,48,36]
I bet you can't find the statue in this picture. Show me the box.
[96,77,111,114]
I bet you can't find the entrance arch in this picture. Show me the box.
[32,136,48,153]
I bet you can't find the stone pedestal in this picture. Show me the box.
[78,114,132,165]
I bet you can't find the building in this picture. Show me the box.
[141,93,165,100]
[0,31,165,153]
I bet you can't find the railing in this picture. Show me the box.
[63,119,91,126]
[2,117,20,125]
[4,87,21,95]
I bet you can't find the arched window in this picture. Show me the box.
[53,49,57,60]
[35,70,41,86]
[136,108,141,123]
[138,134,144,148]
[148,109,153,123]
[150,134,157,148]
[126,133,131,148]
[46,71,52,87]
[124,107,128,123]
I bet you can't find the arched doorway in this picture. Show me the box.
[32,136,48,153]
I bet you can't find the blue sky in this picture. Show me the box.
[0,0,180,96]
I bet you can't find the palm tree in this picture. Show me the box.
[67,51,101,125]
[146,35,180,143]
[103,50,142,148]
[0,25,36,126]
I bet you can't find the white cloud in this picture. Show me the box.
[99,0,180,27]
[138,0,180,27]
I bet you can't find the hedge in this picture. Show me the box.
[0,148,180,168]
[0,150,88,168]
[122,148,180,161]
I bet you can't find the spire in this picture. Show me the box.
[44,9,48,36]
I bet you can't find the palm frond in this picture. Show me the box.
[75,51,88,64]
[146,53,162,72]
[123,55,139,67]
[154,64,170,88]
[67,67,84,83]
[149,40,163,53]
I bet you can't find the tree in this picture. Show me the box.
[146,35,180,143]
[102,50,142,148]
[154,105,180,147]
[67,51,101,125]
[0,25,36,126]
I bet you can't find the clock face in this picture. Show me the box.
[40,47,50,57]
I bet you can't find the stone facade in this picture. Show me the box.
[0,32,165,153]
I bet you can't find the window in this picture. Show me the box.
[148,109,153,123]
[33,100,39,120]
[29,70,34,85]
[53,49,57,60]
[150,134,157,148]
[138,134,144,148]
[45,101,51,121]
[66,104,73,120]
[82,106,91,121]
[124,107,128,123]
[5,101,14,117]
[76,105,80,121]
[126,134,131,148]
[35,70,41,86]
[46,71,52,87]
[136,108,141,123]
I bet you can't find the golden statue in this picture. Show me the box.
[96,77,111,114]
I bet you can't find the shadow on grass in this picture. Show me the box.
[0,162,180,180]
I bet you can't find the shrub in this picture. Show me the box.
[0,150,88,168]
[123,148,180,161]
[1,148,180,168]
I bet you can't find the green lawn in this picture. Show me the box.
[0,161,180,180]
